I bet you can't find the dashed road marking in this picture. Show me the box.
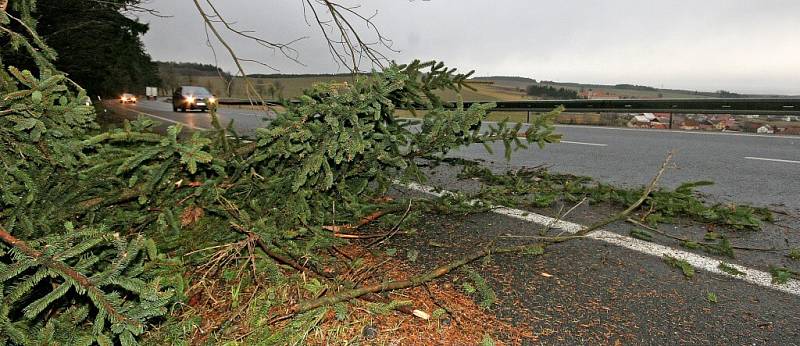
[559,140,608,147]
[142,112,211,131]
[398,181,800,297]
[744,156,800,164]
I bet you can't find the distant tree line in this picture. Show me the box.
[157,61,233,95]
[689,89,743,98]
[472,76,538,84]
[156,61,231,77]
[714,90,742,98]
[247,72,357,79]
[526,84,580,99]
[1,0,160,97]
[614,84,657,91]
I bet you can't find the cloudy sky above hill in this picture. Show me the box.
[141,0,800,94]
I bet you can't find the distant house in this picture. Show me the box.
[653,113,672,123]
[627,113,666,128]
[768,115,799,122]
[693,116,731,131]
[630,115,652,128]
[650,122,669,129]
[708,115,736,130]
[679,119,700,130]
[780,126,800,135]
[698,118,716,130]
[757,125,774,134]
[580,90,621,99]
[724,123,742,132]
[742,122,765,133]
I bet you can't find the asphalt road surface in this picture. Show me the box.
[108,98,271,134]
[114,99,800,211]
[458,123,800,211]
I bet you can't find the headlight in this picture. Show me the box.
[186,96,195,104]
[209,97,216,104]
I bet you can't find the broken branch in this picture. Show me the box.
[573,151,673,237]
[284,243,545,316]
[322,210,388,232]
[0,225,140,328]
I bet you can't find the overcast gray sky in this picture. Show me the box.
[141,1,800,95]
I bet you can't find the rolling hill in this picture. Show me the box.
[155,62,792,101]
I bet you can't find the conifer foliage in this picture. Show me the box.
[1,2,560,344]
[0,227,173,345]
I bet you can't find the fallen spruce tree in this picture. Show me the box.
[1,5,562,343]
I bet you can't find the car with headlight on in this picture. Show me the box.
[120,93,136,104]
[172,86,216,112]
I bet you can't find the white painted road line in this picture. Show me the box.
[559,140,608,147]
[398,181,800,297]
[136,111,211,131]
[744,156,800,164]
[154,115,207,130]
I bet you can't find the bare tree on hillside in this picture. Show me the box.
[221,73,234,97]
[193,0,396,104]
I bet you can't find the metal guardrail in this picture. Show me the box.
[218,98,800,116]
[460,98,800,115]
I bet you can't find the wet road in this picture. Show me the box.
[457,123,800,211]
[111,99,800,210]
[108,98,271,135]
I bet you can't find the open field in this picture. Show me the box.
[472,76,714,99]
[186,75,512,101]
[177,73,757,104]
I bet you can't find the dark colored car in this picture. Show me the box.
[172,86,216,112]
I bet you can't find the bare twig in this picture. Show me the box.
[231,223,326,279]
[230,224,424,321]
[625,218,792,252]
[192,0,271,108]
[366,198,413,247]
[322,209,388,232]
[282,242,545,316]
[573,151,674,237]
[552,196,587,237]
[301,0,396,72]
[87,0,171,18]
